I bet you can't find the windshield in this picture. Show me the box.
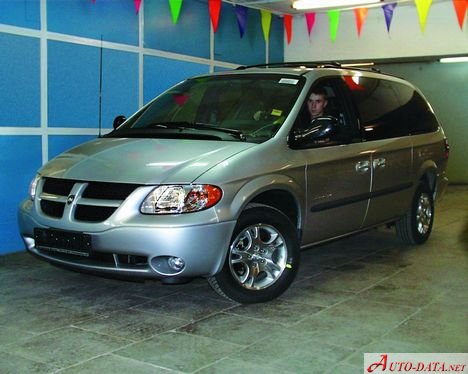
[107,74,305,143]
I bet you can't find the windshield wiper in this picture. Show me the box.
[147,122,247,141]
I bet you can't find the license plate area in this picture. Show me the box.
[34,228,92,257]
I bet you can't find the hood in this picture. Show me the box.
[39,138,256,184]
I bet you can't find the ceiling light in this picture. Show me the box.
[342,62,375,67]
[439,56,468,63]
[292,0,382,10]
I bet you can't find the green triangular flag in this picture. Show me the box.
[328,10,340,42]
[169,0,183,24]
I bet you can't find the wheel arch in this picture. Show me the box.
[416,160,438,198]
[228,175,304,239]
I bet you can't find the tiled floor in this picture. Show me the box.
[1,186,467,373]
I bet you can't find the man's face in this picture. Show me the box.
[307,93,327,119]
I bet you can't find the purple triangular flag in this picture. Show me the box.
[235,5,248,38]
[382,3,397,32]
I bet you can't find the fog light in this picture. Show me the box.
[167,256,185,271]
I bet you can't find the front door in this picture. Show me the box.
[291,77,372,245]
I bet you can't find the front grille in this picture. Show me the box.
[37,248,148,270]
[39,177,141,222]
[82,182,140,200]
[40,200,65,218]
[37,248,148,269]
[42,178,75,195]
[75,205,117,222]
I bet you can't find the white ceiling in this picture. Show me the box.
[227,0,305,15]
[227,0,417,15]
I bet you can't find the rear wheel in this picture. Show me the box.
[396,182,434,245]
[208,205,299,304]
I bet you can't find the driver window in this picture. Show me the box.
[292,78,358,147]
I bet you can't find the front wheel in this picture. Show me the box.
[395,182,434,245]
[208,205,300,304]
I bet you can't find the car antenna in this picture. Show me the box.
[98,35,103,138]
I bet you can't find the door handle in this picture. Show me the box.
[355,161,370,173]
[373,158,386,169]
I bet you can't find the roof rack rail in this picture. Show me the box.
[236,61,381,73]
[236,62,342,70]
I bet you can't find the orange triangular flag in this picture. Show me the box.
[354,8,368,37]
[453,0,468,29]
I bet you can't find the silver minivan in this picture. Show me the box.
[18,63,449,303]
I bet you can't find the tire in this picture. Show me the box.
[208,204,300,304]
[395,182,434,245]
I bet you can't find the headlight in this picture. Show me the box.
[140,184,222,214]
[29,174,41,201]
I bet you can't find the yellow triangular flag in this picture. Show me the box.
[415,0,432,32]
[261,10,272,41]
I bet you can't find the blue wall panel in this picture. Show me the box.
[48,40,100,128]
[0,33,40,127]
[48,42,139,129]
[48,135,95,160]
[143,56,209,102]
[101,49,139,129]
[47,0,139,46]
[269,16,284,63]
[144,0,210,59]
[0,136,42,254]
[0,0,40,29]
[214,5,265,65]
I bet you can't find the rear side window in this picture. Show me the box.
[345,76,438,141]
[403,90,439,134]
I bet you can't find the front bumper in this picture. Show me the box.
[18,199,236,280]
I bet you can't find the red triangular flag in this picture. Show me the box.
[305,12,316,37]
[284,15,293,44]
[453,0,468,29]
[134,0,142,14]
[209,0,222,33]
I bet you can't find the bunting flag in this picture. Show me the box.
[261,10,272,41]
[382,3,398,32]
[453,0,468,29]
[209,0,222,32]
[134,0,142,14]
[354,8,368,37]
[328,10,340,42]
[415,0,433,32]
[234,5,248,38]
[284,14,293,44]
[168,0,183,24]
[305,12,316,38]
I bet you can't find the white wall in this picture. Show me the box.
[285,1,468,61]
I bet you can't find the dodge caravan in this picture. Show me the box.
[18,63,449,303]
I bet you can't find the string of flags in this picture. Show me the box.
[91,0,468,43]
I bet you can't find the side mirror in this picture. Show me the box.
[113,115,127,130]
[290,116,339,146]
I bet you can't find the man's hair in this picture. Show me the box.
[310,86,327,98]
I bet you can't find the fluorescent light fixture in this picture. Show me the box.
[292,0,381,10]
[439,56,468,63]
[342,62,375,67]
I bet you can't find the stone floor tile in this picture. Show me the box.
[1,327,129,369]
[115,331,241,373]
[59,354,176,373]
